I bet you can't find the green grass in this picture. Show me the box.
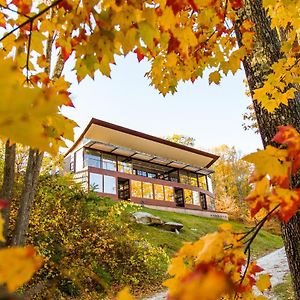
[128,206,283,258]
[273,275,294,300]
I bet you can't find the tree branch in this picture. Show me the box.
[0,0,62,43]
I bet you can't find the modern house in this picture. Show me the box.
[64,118,228,220]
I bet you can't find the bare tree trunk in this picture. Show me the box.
[10,30,65,247]
[11,149,43,246]
[0,140,16,245]
[235,1,300,298]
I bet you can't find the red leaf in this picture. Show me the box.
[229,0,243,10]
[134,48,145,62]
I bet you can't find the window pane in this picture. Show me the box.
[148,172,157,178]
[136,169,147,177]
[142,182,153,199]
[200,193,207,210]
[164,186,174,201]
[118,160,133,174]
[198,175,207,190]
[154,184,164,200]
[104,175,116,194]
[131,180,142,197]
[179,171,189,185]
[206,195,215,210]
[207,176,213,193]
[84,150,101,168]
[184,189,193,204]
[103,154,117,171]
[192,191,200,205]
[89,173,103,192]
[190,174,198,187]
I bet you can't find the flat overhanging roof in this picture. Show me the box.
[65,118,219,171]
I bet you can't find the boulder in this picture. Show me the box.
[132,212,164,225]
[161,222,183,232]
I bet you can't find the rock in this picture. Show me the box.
[161,222,183,232]
[132,212,164,225]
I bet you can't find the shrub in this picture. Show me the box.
[26,174,169,298]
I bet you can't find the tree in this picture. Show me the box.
[0,0,300,297]
[164,134,195,147]
[212,145,251,219]
[234,1,300,296]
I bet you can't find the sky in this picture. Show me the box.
[62,53,262,155]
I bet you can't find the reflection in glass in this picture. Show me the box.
[192,191,200,205]
[118,157,133,174]
[142,182,153,199]
[190,174,198,187]
[131,180,142,197]
[102,154,116,171]
[84,150,101,168]
[184,189,193,204]
[89,173,103,192]
[179,171,189,185]
[206,195,215,210]
[200,193,207,210]
[164,186,174,201]
[154,184,164,200]
[207,176,213,193]
[104,175,116,194]
[198,175,207,190]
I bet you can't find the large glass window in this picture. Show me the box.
[131,180,142,197]
[154,184,164,200]
[104,175,117,194]
[102,154,117,171]
[184,189,193,204]
[118,157,133,174]
[84,150,101,168]
[142,182,153,199]
[164,186,174,201]
[89,173,103,192]
[192,191,200,205]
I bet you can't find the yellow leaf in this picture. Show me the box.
[116,287,135,300]
[138,20,159,49]
[0,246,42,292]
[256,274,271,292]
[0,58,76,154]
[243,146,290,178]
[166,52,178,67]
[209,71,221,84]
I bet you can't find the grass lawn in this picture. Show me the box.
[273,275,294,300]
[129,206,283,258]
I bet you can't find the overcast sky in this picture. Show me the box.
[62,53,262,155]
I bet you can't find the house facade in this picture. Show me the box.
[64,118,228,220]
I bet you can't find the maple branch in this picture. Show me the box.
[237,204,280,245]
[26,20,33,82]
[239,247,251,293]
[0,0,62,43]
[241,204,280,254]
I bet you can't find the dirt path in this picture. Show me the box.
[143,247,289,300]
